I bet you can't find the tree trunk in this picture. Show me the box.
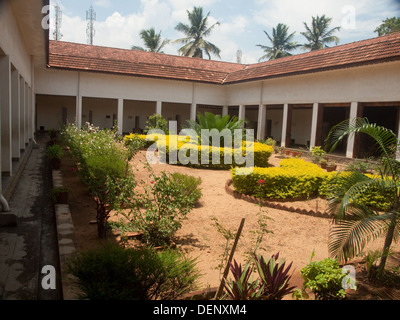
[378,212,398,275]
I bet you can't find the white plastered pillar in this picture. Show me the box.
[156,101,162,116]
[11,67,20,160]
[0,55,12,174]
[257,104,267,141]
[309,102,320,150]
[222,105,228,117]
[238,105,246,128]
[281,103,289,147]
[190,103,197,121]
[117,98,124,135]
[346,102,359,158]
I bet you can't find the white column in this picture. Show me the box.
[222,105,228,117]
[11,68,20,159]
[156,101,162,115]
[310,103,319,150]
[19,77,25,150]
[76,95,82,129]
[238,105,246,128]
[0,55,12,174]
[24,83,29,144]
[27,86,32,141]
[117,98,124,135]
[281,103,289,147]
[346,102,359,158]
[190,102,197,121]
[257,104,267,141]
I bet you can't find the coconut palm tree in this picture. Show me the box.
[131,28,169,53]
[256,23,299,61]
[301,15,340,51]
[174,7,221,59]
[325,117,400,276]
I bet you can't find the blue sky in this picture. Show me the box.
[49,0,400,64]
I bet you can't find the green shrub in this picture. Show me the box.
[124,171,196,247]
[170,173,202,206]
[145,114,168,134]
[299,257,348,300]
[67,243,200,300]
[232,159,326,199]
[157,137,273,169]
[319,172,395,211]
[46,143,63,160]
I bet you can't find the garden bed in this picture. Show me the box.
[60,151,399,300]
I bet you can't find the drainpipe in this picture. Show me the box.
[0,194,10,212]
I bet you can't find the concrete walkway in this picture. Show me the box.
[0,135,62,300]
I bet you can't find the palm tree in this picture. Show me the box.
[131,28,169,53]
[325,117,400,276]
[256,23,299,61]
[301,15,340,51]
[184,112,246,145]
[174,7,221,59]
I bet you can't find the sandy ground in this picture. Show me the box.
[61,151,392,294]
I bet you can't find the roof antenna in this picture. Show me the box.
[53,3,63,41]
[236,49,242,64]
[86,5,96,45]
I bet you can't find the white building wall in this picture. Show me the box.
[226,61,400,106]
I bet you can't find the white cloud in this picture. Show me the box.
[94,0,112,8]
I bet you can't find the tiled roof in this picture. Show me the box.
[48,41,244,84]
[225,32,400,84]
[48,32,400,85]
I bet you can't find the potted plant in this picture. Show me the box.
[326,161,337,172]
[52,186,69,204]
[319,158,328,169]
[46,144,63,169]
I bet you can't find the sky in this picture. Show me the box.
[48,0,400,64]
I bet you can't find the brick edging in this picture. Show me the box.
[224,179,332,219]
[52,170,79,300]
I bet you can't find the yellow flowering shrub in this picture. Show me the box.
[319,171,395,211]
[232,159,327,199]
[156,137,272,169]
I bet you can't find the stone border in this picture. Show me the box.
[52,170,78,300]
[225,179,332,219]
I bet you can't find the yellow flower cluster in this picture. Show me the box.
[123,133,273,169]
[232,158,327,199]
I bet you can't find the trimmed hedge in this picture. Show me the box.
[319,171,395,211]
[232,159,326,200]
[232,158,395,211]
[124,133,273,169]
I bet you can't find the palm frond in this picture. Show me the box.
[328,205,393,263]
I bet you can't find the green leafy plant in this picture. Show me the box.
[184,112,246,145]
[299,256,347,300]
[223,260,263,300]
[253,252,295,300]
[170,173,202,206]
[125,169,195,247]
[325,117,400,275]
[67,243,200,300]
[310,146,326,164]
[211,217,238,278]
[46,143,63,160]
[145,113,168,134]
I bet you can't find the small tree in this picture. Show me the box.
[144,114,169,134]
[325,117,400,275]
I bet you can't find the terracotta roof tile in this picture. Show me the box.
[48,41,244,84]
[48,32,400,85]
[224,32,400,84]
